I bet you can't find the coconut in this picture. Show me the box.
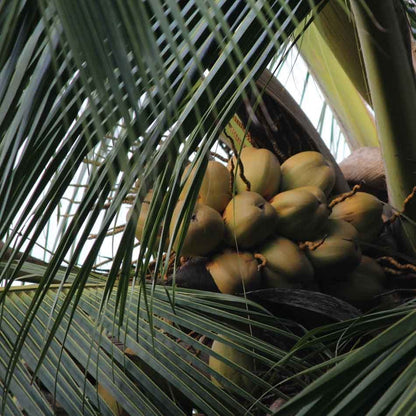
[128,190,167,249]
[209,338,255,390]
[180,160,232,213]
[280,151,336,195]
[223,191,277,248]
[258,236,314,288]
[127,190,153,243]
[269,186,330,241]
[170,201,224,256]
[329,192,384,242]
[261,273,301,289]
[229,147,281,199]
[98,384,123,415]
[321,256,386,308]
[305,219,362,277]
[207,251,261,294]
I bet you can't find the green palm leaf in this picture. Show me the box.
[0,0,328,413]
[275,301,416,415]
[1,282,317,415]
[2,0,416,414]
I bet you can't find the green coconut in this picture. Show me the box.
[305,219,362,277]
[321,256,386,308]
[223,191,277,248]
[229,147,281,199]
[258,236,314,288]
[207,251,261,294]
[170,201,224,256]
[280,151,336,195]
[209,338,255,390]
[269,186,330,241]
[329,191,384,242]
[180,160,232,213]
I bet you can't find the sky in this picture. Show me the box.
[273,48,350,163]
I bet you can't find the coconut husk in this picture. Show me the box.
[339,147,387,200]
[166,256,220,291]
[246,288,361,327]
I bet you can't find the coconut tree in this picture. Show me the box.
[1,0,416,415]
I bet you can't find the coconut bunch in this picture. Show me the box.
[132,148,387,309]
[130,148,389,395]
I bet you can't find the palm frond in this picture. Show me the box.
[275,300,416,415]
[4,1,416,415]
[1,283,320,415]
[0,0,327,411]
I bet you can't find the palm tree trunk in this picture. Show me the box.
[351,0,416,254]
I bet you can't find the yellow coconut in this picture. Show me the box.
[180,160,232,213]
[98,384,123,415]
[258,236,314,288]
[305,219,362,277]
[321,256,386,308]
[280,151,336,195]
[207,251,261,294]
[170,201,224,256]
[229,147,281,199]
[127,190,152,243]
[329,192,384,242]
[261,273,302,289]
[127,190,166,249]
[209,338,255,390]
[223,191,277,248]
[269,186,330,241]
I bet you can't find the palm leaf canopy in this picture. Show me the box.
[2,0,416,415]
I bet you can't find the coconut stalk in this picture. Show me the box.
[255,70,350,194]
[350,0,416,254]
[312,1,370,104]
[298,21,378,149]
